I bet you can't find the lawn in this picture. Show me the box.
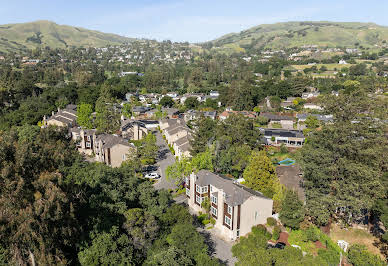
[329,224,385,260]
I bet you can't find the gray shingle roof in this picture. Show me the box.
[195,170,269,206]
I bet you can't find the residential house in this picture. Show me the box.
[70,128,136,167]
[179,93,205,104]
[303,103,323,110]
[94,134,136,167]
[219,111,257,121]
[166,92,179,99]
[186,170,273,240]
[281,97,297,109]
[261,128,304,147]
[259,113,295,130]
[120,119,148,140]
[164,124,190,145]
[43,104,77,128]
[301,92,320,100]
[173,135,192,159]
[132,106,151,116]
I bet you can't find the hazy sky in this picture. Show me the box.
[1,0,387,42]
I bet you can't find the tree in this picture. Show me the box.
[78,226,136,266]
[159,96,174,107]
[299,90,386,225]
[144,246,192,266]
[347,244,385,266]
[190,117,217,155]
[138,133,158,164]
[243,150,278,198]
[77,103,94,128]
[279,190,304,229]
[184,97,199,109]
[122,103,132,119]
[95,96,120,133]
[232,226,272,266]
[305,115,319,129]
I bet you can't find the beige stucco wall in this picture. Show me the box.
[109,144,135,167]
[239,196,273,237]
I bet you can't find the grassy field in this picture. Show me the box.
[0,20,133,52]
[210,21,388,50]
[329,224,385,259]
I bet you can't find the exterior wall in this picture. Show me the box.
[168,130,188,144]
[46,120,67,127]
[109,144,134,167]
[239,196,273,237]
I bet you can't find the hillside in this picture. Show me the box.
[209,21,388,52]
[0,20,133,52]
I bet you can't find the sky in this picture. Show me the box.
[1,0,388,43]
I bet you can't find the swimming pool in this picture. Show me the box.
[278,158,295,166]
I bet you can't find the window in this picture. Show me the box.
[122,154,126,161]
[185,177,189,184]
[186,188,190,196]
[255,211,258,221]
[211,195,218,205]
[87,136,91,141]
[211,206,218,216]
[224,216,231,226]
[237,229,240,237]
[196,185,200,193]
[210,185,213,192]
[196,195,201,204]
[227,205,233,215]
[86,142,91,148]
[201,186,208,193]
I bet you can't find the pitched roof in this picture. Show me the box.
[260,113,294,121]
[262,128,304,138]
[96,134,134,149]
[195,170,270,206]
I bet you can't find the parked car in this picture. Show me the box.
[145,172,160,179]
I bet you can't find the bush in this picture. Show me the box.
[202,219,210,225]
[280,143,288,154]
[318,249,340,265]
[348,244,385,266]
[197,214,207,224]
[305,225,319,242]
[272,226,281,240]
[267,217,277,227]
[253,225,271,239]
[210,218,216,225]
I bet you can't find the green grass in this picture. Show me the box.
[0,20,133,52]
[210,21,388,50]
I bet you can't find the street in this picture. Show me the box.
[153,130,177,190]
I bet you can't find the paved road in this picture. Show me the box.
[152,131,236,265]
[153,130,177,190]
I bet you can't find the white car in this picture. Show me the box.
[145,172,160,179]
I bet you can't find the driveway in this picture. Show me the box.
[197,226,237,265]
[153,130,177,190]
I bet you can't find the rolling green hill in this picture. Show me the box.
[0,20,133,52]
[209,21,388,52]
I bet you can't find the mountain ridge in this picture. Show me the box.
[0,20,134,52]
[207,21,388,51]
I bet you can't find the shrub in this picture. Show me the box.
[253,225,271,239]
[348,244,385,266]
[272,226,281,240]
[305,225,319,242]
[202,219,210,225]
[267,217,277,227]
[210,218,216,225]
[318,249,340,265]
[280,143,288,154]
[197,213,207,224]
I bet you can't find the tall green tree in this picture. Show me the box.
[95,96,120,134]
[299,90,387,225]
[243,150,278,197]
[77,103,94,128]
[279,190,305,229]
